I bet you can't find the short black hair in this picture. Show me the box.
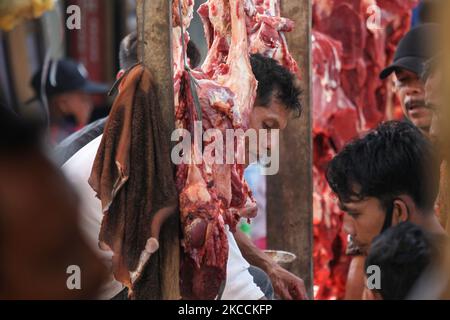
[365,222,433,300]
[119,32,201,70]
[119,31,138,70]
[250,53,302,117]
[326,121,439,213]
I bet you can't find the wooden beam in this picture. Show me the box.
[136,0,180,300]
[440,2,450,235]
[267,0,313,298]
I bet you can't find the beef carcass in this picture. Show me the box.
[175,0,257,300]
[175,0,298,300]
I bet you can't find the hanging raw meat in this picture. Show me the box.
[174,0,299,299]
[175,0,257,300]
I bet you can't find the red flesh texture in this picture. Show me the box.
[176,0,299,300]
[312,0,419,300]
[247,0,299,75]
[176,0,257,300]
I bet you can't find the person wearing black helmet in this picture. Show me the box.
[30,58,109,143]
[380,23,438,134]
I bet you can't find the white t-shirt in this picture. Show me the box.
[62,135,264,300]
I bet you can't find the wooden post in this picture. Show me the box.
[440,2,450,235]
[136,0,180,300]
[267,0,313,298]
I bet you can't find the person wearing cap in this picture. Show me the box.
[30,58,109,143]
[380,23,438,135]
[53,32,202,165]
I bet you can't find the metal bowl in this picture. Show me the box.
[263,250,297,269]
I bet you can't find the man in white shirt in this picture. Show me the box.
[64,134,266,299]
[60,34,307,300]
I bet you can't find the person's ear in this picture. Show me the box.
[391,73,400,91]
[116,69,125,80]
[392,198,410,225]
[116,70,128,93]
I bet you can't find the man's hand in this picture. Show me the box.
[234,229,309,300]
[267,263,308,300]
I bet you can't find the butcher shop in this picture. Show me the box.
[1,0,450,311]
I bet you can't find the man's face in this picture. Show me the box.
[247,95,291,163]
[55,91,93,126]
[393,68,432,132]
[425,69,444,145]
[340,196,387,254]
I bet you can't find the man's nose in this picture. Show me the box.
[343,214,355,236]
